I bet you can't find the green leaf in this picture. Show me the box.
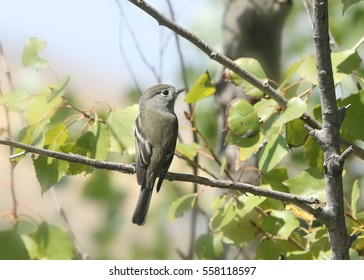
[332,49,362,84]
[303,136,324,172]
[209,201,236,232]
[351,180,360,216]
[236,193,267,217]
[84,170,114,201]
[0,230,30,260]
[88,122,111,161]
[107,104,139,154]
[47,76,70,102]
[297,56,318,85]
[0,90,29,112]
[297,49,362,86]
[225,57,267,97]
[254,98,279,120]
[256,239,297,259]
[185,71,215,103]
[168,193,197,220]
[238,133,264,160]
[22,37,49,69]
[225,99,260,138]
[194,233,223,260]
[338,90,364,141]
[273,97,307,127]
[33,155,68,192]
[211,194,228,210]
[280,60,305,89]
[262,167,289,193]
[44,123,68,149]
[284,168,325,202]
[26,86,63,125]
[219,214,256,247]
[258,134,289,173]
[342,0,363,14]
[270,210,300,239]
[176,142,200,160]
[286,118,308,147]
[30,222,74,259]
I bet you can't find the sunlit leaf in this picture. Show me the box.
[185,71,215,103]
[0,90,29,112]
[194,233,223,260]
[26,86,63,125]
[44,123,68,150]
[107,104,139,154]
[254,98,279,120]
[209,201,236,232]
[297,56,317,85]
[176,142,200,160]
[273,97,307,127]
[258,135,289,173]
[284,168,325,202]
[22,37,49,69]
[168,193,197,220]
[270,210,300,239]
[224,57,267,97]
[225,99,260,138]
[236,193,267,217]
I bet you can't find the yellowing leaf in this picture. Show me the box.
[185,71,215,103]
[22,37,49,69]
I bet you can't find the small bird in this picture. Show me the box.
[132,84,184,225]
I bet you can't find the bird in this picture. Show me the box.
[132,84,184,225]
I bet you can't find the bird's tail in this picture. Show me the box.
[132,187,153,226]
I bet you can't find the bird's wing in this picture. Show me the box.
[134,116,152,189]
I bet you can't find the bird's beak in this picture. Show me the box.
[175,88,185,95]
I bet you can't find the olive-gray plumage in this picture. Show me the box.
[132,84,183,225]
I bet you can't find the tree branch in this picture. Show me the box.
[310,0,351,260]
[0,137,320,217]
[127,0,364,161]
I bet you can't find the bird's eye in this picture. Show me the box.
[161,89,169,96]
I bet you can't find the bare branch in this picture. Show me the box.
[0,137,319,216]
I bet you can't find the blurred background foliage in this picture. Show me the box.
[0,0,363,259]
